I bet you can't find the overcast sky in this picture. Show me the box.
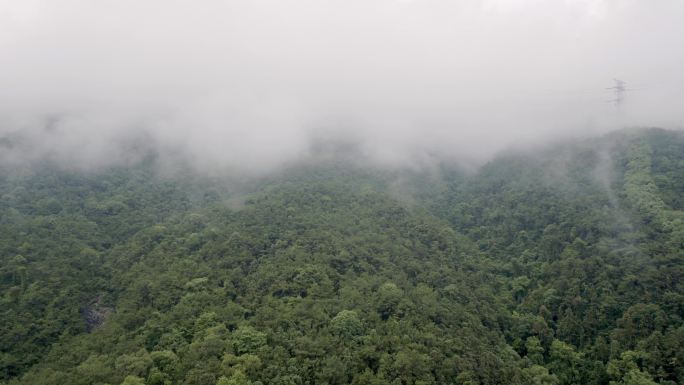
[1,0,683,172]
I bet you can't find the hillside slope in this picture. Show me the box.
[1,128,682,385]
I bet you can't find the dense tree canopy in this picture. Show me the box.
[1,128,682,385]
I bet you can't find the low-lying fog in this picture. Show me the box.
[1,0,683,173]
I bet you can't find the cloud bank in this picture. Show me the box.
[1,0,683,172]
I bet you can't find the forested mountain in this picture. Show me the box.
[1,128,682,385]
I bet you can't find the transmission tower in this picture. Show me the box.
[607,78,627,107]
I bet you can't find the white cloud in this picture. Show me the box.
[0,0,682,172]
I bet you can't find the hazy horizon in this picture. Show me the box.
[1,0,683,173]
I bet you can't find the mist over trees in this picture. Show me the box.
[1,128,683,385]
[1,1,684,384]
[1,0,684,172]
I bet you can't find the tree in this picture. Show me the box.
[217,370,252,385]
[231,327,267,355]
[115,349,153,378]
[376,283,402,320]
[330,310,364,338]
[526,337,545,365]
[521,365,559,385]
[548,340,583,385]
[121,375,146,385]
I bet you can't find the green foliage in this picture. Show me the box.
[217,370,252,385]
[330,310,364,338]
[376,283,403,320]
[121,375,146,385]
[521,365,559,385]
[0,128,682,385]
[525,336,545,365]
[231,327,267,355]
